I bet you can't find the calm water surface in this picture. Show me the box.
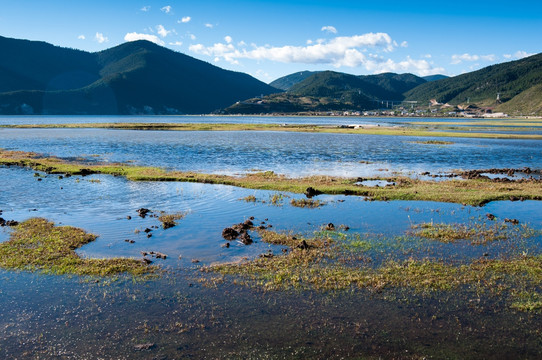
[1,127,541,177]
[1,115,541,358]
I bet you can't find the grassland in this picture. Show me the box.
[0,218,154,276]
[2,122,542,139]
[1,149,540,206]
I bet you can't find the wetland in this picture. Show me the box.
[0,115,541,359]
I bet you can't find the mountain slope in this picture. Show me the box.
[0,36,278,114]
[404,53,542,106]
[269,71,318,91]
[496,83,542,116]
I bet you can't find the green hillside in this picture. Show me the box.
[404,53,542,106]
[269,71,318,91]
[0,36,278,114]
[496,83,542,116]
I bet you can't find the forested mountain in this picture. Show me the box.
[404,53,542,107]
[269,71,318,91]
[0,36,277,114]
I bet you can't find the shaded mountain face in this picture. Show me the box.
[288,71,426,102]
[0,36,279,115]
[404,53,542,106]
[422,74,449,82]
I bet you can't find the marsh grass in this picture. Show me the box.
[3,122,542,139]
[411,221,539,245]
[1,149,541,206]
[158,212,188,229]
[290,198,326,208]
[204,226,542,312]
[0,218,154,276]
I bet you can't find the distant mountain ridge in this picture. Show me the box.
[0,36,278,114]
[404,53,542,110]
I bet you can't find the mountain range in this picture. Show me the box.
[0,35,277,115]
[1,35,541,116]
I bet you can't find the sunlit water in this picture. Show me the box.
[1,127,541,178]
[1,116,541,358]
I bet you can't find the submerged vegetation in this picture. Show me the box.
[205,223,542,312]
[0,218,154,276]
[1,149,541,206]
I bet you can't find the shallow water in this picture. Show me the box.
[1,127,541,178]
[1,116,542,358]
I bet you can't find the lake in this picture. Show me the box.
[1,116,541,359]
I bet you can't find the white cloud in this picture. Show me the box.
[204,23,214,28]
[161,5,172,14]
[141,6,150,12]
[169,41,183,46]
[238,41,247,47]
[367,57,446,77]
[124,32,165,46]
[451,53,496,64]
[321,26,337,34]
[157,25,172,38]
[400,41,408,48]
[77,35,85,40]
[224,35,232,44]
[180,16,191,23]
[503,50,535,60]
[190,32,395,66]
[189,34,197,40]
[189,33,444,76]
[95,32,108,44]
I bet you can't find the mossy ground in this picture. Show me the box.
[0,218,154,277]
[1,149,541,206]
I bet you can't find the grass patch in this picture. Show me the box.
[0,218,154,276]
[1,149,541,206]
[3,122,542,139]
[290,198,326,208]
[204,227,542,312]
[158,211,188,229]
[411,221,539,244]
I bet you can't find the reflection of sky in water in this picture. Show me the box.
[1,127,541,178]
[1,167,541,266]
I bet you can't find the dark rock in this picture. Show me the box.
[297,240,310,250]
[244,219,254,228]
[222,242,230,248]
[141,258,152,265]
[326,223,335,231]
[0,218,5,226]
[239,232,253,245]
[249,216,255,220]
[504,218,519,225]
[126,216,132,220]
[5,220,18,226]
[137,208,151,217]
[147,233,152,238]
[77,168,94,176]
[486,213,496,221]
[144,228,152,233]
[125,239,135,244]
[222,227,239,240]
[305,187,322,198]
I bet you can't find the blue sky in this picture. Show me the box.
[1,0,541,82]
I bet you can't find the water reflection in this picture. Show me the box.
[1,128,541,178]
